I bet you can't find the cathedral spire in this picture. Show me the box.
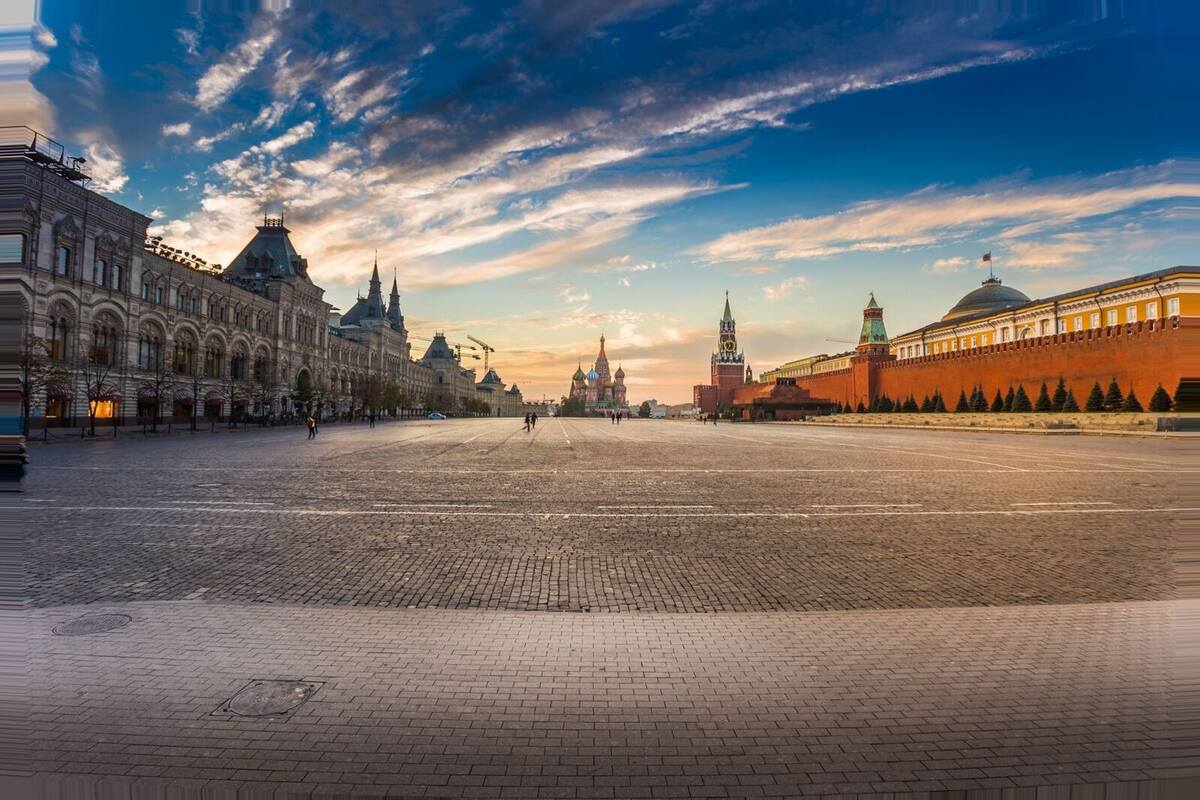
[387,267,403,327]
[723,290,733,322]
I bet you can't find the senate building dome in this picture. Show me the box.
[941,276,1030,322]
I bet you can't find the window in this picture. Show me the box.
[1000,328,1009,343]
[1039,320,1049,335]
[1107,309,1118,326]
[155,287,163,304]
[191,297,199,314]
[55,245,71,275]
[1090,312,1100,328]
[88,400,115,419]
[231,351,248,380]
[1073,315,1083,331]
[1125,305,1137,323]
[1168,297,1181,316]
[205,346,224,378]
[92,322,119,366]
[177,290,186,311]
[1056,319,1066,334]
[112,263,122,291]
[969,336,977,348]
[1146,301,1158,320]
[49,316,71,360]
[139,332,162,370]
[142,282,151,300]
[981,334,988,346]
[0,233,24,264]
[173,339,196,373]
[95,259,108,287]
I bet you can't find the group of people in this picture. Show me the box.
[609,411,625,424]
[523,411,539,431]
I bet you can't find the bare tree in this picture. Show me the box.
[17,333,69,434]
[139,352,176,432]
[77,350,117,436]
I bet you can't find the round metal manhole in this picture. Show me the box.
[52,613,132,636]
[224,680,321,717]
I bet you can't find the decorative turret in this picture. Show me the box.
[340,253,388,326]
[386,270,403,329]
[857,292,889,354]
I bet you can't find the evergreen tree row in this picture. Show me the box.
[829,378,1177,414]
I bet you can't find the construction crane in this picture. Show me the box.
[466,336,494,372]
[408,333,480,362]
[825,337,857,345]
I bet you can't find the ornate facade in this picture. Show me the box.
[2,129,513,426]
[568,335,628,414]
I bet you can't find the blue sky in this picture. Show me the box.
[18,0,1200,402]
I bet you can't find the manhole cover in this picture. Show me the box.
[52,613,132,636]
[218,679,322,718]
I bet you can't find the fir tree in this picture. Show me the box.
[1061,389,1080,412]
[904,395,919,413]
[1003,386,1015,412]
[1012,384,1032,412]
[920,394,932,413]
[1085,381,1105,412]
[1121,388,1143,412]
[878,395,893,413]
[990,389,1004,413]
[934,392,947,413]
[856,401,866,413]
[1034,381,1053,412]
[972,386,989,412]
[1148,385,1174,412]
[1051,377,1068,411]
[954,389,970,413]
[1103,379,1124,411]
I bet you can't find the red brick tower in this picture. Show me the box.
[711,291,746,405]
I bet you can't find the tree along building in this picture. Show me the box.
[2,127,517,428]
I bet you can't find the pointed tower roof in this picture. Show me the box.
[573,363,587,381]
[223,216,312,283]
[722,290,733,322]
[858,292,889,347]
[340,253,388,325]
[386,268,403,328]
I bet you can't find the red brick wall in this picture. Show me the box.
[781,318,1194,409]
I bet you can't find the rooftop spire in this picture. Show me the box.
[722,290,733,322]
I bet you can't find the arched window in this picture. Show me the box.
[177,288,187,311]
[111,263,122,292]
[94,258,108,287]
[49,315,71,360]
[253,354,270,381]
[173,333,196,374]
[92,318,120,366]
[231,349,248,380]
[55,245,71,276]
[139,327,163,370]
[205,343,224,378]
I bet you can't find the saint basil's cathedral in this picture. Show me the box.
[569,335,629,414]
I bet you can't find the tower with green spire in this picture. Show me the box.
[857,292,889,355]
[711,290,747,404]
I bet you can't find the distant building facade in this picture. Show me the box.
[3,128,519,426]
[753,269,1197,412]
[693,292,751,413]
[567,335,629,415]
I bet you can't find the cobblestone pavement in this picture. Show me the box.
[25,600,1190,798]
[16,419,1193,797]
[18,419,1187,611]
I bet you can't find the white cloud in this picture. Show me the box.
[194,27,277,111]
[762,275,806,302]
[161,121,192,137]
[175,27,199,55]
[77,131,128,193]
[617,276,631,287]
[696,162,1200,264]
[927,256,970,274]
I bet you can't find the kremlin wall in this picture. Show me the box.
[697,266,1198,420]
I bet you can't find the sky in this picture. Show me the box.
[12,0,1200,403]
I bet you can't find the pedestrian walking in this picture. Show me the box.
[531,412,538,429]
[524,413,531,432]
[368,410,376,429]
[306,415,316,439]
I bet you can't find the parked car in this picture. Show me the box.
[427,412,447,420]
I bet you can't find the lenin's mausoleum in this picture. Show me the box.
[695,266,1197,419]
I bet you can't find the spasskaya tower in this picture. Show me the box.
[711,291,746,399]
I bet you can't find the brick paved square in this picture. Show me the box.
[16,419,1193,798]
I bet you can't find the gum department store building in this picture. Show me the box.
[1,128,524,426]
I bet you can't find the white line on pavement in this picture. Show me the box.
[597,504,715,509]
[10,505,1197,519]
[371,502,494,509]
[810,503,922,508]
[166,500,275,506]
[1009,501,1115,506]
